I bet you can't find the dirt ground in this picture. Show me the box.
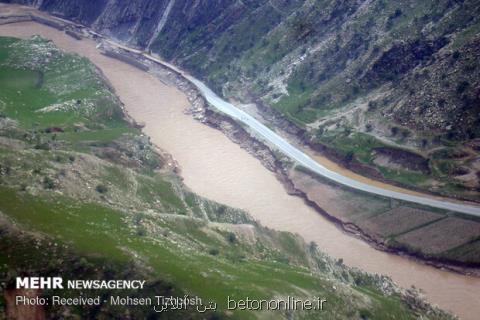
[361,207,444,238]
[396,217,480,255]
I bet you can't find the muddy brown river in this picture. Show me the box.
[1,20,479,320]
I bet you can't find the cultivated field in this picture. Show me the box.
[396,217,480,255]
[362,207,444,238]
[291,166,480,265]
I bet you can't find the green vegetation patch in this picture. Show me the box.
[0,34,454,320]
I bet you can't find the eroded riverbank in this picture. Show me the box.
[0,17,479,320]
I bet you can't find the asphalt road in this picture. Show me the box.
[185,77,480,217]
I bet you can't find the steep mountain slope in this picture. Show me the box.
[0,34,455,319]
[7,0,478,199]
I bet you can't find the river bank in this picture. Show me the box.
[98,28,480,277]
[181,76,480,277]
[1,6,480,319]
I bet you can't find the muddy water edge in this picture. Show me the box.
[0,20,479,320]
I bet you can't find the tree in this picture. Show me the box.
[391,126,399,136]
[456,80,469,94]
[344,151,354,164]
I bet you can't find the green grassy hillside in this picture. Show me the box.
[0,36,452,319]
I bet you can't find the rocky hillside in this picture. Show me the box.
[4,0,479,196]
[0,33,457,320]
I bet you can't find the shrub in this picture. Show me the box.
[226,232,237,244]
[95,184,108,194]
[133,213,144,225]
[391,126,399,136]
[344,151,354,163]
[34,142,50,150]
[401,129,410,138]
[315,127,324,139]
[43,176,55,189]
[456,80,469,94]
[208,248,219,256]
[0,164,11,175]
[136,226,147,237]
[393,8,402,18]
[360,309,373,320]
[421,139,428,148]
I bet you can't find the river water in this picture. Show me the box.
[1,21,479,320]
